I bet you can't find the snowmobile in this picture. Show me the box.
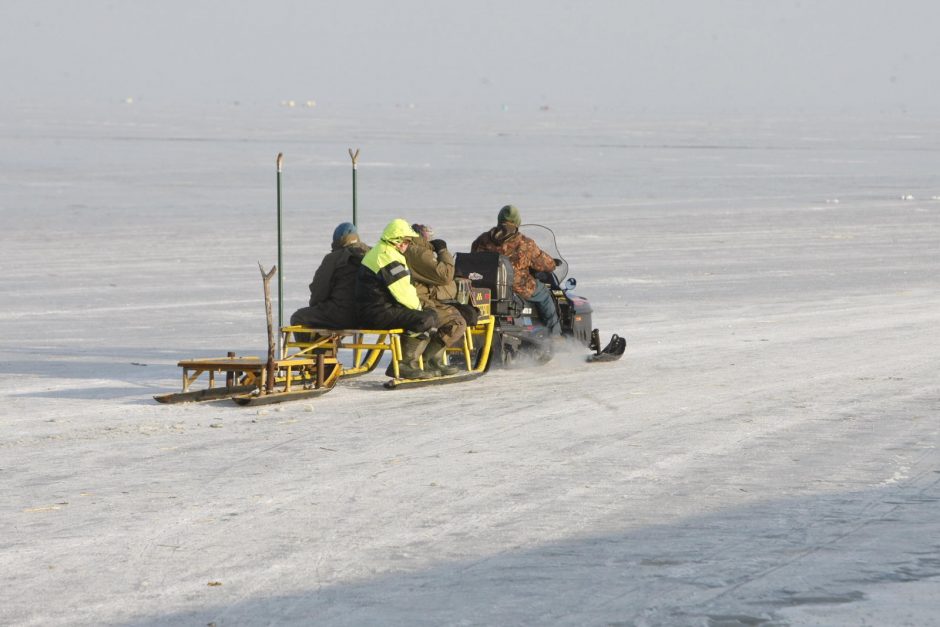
[455,224,625,368]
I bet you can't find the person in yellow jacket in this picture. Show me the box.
[356,219,438,379]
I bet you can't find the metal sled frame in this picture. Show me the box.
[385,313,496,388]
[279,327,401,378]
[281,313,495,385]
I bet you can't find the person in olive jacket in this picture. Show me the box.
[290,222,370,330]
[404,224,466,376]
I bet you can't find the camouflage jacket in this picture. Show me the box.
[471,224,555,298]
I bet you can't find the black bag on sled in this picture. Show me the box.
[455,252,515,316]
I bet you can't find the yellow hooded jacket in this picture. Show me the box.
[360,219,422,310]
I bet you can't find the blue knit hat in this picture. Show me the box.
[332,222,357,243]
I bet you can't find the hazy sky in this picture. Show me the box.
[2,0,938,114]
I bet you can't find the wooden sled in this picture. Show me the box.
[154,354,264,404]
[231,352,341,405]
[154,351,341,406]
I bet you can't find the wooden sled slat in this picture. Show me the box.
[154,384,258,404]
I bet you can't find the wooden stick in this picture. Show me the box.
[259,262,277,393]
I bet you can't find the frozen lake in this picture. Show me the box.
[1,103,939,625]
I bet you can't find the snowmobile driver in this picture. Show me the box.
[355,219,439,379]
[403,223,467,376]
[471,205,562,336]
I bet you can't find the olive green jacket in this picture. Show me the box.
[405,237,458,304]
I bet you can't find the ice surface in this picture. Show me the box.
[1,103,939,626]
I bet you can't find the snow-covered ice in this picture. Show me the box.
[1,103,939,626]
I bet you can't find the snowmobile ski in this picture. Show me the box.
[587,329,626,362]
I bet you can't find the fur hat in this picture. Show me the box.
[411,224,434,240]
[497,204,521,226]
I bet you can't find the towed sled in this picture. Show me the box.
[154,262,498,406]
[155,320,498,405]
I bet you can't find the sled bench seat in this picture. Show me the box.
[175,353,331,388]
[280,326,405,377]
[176,355,264,393]
[281,315,496,378]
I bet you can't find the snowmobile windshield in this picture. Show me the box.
[520,224,568,284]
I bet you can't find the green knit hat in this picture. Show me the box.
[498,204,521,226]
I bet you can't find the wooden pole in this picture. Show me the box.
[259,262,277,393]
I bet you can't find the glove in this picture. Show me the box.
[552,258,563,266]
[430,239,448,253]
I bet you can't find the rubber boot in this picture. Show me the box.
[386,334,435,379]
[423,337,460,376]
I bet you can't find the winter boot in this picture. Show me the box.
[423,337,460,376]
[386,334,435,379]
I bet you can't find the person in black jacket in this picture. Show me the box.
[290,222,370,330]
